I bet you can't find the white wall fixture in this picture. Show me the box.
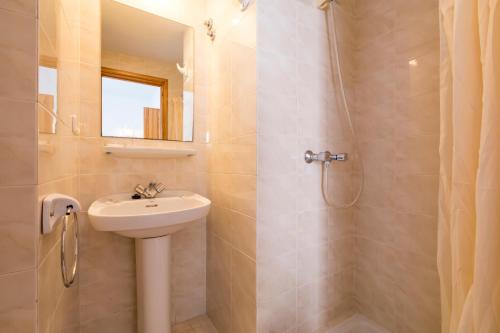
[42,193,81,234]
[239,0,252,11]
[71,114,81,135]
[102,144,196,158]
[42,193,81,288]
[176,62,192,83]
[204,18,215,41]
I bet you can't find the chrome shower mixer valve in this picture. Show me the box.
[304,150,348,165]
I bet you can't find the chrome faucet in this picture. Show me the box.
[134,182,166,199]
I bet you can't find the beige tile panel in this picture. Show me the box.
[172,221,207,321]
[394,91,440,137]
[257,289,296,333]
[297,276,332,325]
[257,173,297,221]
[0,8,37,102]
[297,209,329,249]
[80,26,100,66]
[229,174,256,218]
[0,0,36,15]
[79,97,101,138]
[257,89,298,137]
[79,307,136,333]
[0,185,36,274]
[0,98,37,149]
[230,143,256,175]
[79,0,100,34]
[257,0,297,56]
[257,211,297,262]
[393,212,438,257]
[0,104,37,184]
[231,250,256,333]
[207,235,231,333]
[47,283,80,333]
[230,211,256,259]
[328,208,354,241]
[328,237,354,275]
[38,135,79,184]
[0,270,36,332]
[355,7,395,49]
[78,228,136,324]
[38,241,65,333]
[258,135,297,177]
[391,174,439,216]
[173,315,218,333]
[354,0,392,18]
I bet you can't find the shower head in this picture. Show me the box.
[317,0,337,10]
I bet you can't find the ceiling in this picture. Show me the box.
[102,0,192,63]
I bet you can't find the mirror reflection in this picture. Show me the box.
[38,0,59,134]
[101,0,194,141]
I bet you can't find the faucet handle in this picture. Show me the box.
[153,182,166,193]
[135,184,146,196]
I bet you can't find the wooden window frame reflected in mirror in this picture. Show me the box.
[101,67,169,140]
[38,55,58,134]
[39,55,58,68]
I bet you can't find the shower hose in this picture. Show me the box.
[322,1,364,209]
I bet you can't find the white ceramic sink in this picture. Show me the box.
[88,191,211,238]
[88,190,211,333]
[88,191,210,333]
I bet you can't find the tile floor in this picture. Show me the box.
[173,315,218,333]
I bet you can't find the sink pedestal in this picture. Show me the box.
[136,236,171,333]
[88,192,211,333]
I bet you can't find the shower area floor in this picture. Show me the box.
[172,315,218,333]
[325,315,390,333]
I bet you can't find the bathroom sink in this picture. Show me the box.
[88,191,211,238]
[89,191,211,333]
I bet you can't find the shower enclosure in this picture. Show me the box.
[256,0,440,332]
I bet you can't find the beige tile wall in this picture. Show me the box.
[0,1,37,332]
[206,1,257,333]
[37,0,82,331]
[256,0,357,332]
[352,1,441,332]
[77,0,212,331]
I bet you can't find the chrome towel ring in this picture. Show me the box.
[60,206,79,288]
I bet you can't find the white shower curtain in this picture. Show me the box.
[438,0,500,332]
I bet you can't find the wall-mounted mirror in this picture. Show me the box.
[38,0,59,134]
[101,0,194,142]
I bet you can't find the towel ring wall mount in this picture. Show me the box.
[42,194,81,288]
